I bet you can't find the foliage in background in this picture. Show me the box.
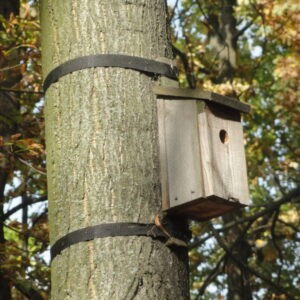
[0,1,49,299]
[167,0,299,299]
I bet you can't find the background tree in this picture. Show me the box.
[0,1,48,299]
[168,0,299,299]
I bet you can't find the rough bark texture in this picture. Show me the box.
[41,1,189,299]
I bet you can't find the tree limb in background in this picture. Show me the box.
[195,256,224,299]
[219,187,300,233]
[208,223,295,300]
[195,0,223,42]
[14,280,43,300]
[3,195,47,221]
[166,0,179,25]
[191,187,300,251]
[172,45,197,88]
[195,220,254,298]
[270,209,284,285]
[17,157,47,176]
[3,222,47,243]
[0,0,19,18]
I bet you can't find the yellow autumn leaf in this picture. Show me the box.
[255,239,267,249]
[192,281,203,290]
[280,208,299,224]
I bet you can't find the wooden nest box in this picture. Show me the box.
[154,86,251,221]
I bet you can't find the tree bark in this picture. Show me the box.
[41,1,189,299]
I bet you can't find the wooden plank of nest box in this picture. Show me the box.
[158,99,205,210]
[153,85,251,114]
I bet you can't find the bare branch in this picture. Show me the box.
[17,157,47,176]
[218,187,300,233]
[167,0,179,24]
[208,223,295,299]
[14,280,44,300]
[3,223,47,243]
[3,195,47,220]
[235,20,255,38]
[277,219,299,233]
[195,0,224,42]
[195,220,253,298]
[172,44,196,88]
[0,87,44,95]
[195,255,225,299]
[270,209,284,285]
[0,64,23,72]
[188,233,213,250]
[190,188,300,250]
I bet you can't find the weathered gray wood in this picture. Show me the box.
[198,105,249,205]
[157,94,249,220]
[41,1,189,299]
[158,99,204,208]
[153,85,251,113]
[157,99,170,210]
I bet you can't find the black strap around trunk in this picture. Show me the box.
[43,54,178,92]
[50,221,189,262]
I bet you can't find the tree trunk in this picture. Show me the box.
[207,1,253,299]
[41,1,189,299]
[223,212,252,300]
[208,0,238,83]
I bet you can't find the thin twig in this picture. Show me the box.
[195,220,254,298]
[208,223,295,299]
[277,219,299,233]
[17,157,47,176]
[172,44,196,88]
[235,20,256,38]
[0,87,44,95]
[270,209,284,286]
[188,233,213,250]
[3,195,47,220]
[195,256,224,299]
[195,0,224,42]
[3,223,47,243]
[217,187,300,233]
[168,0,179,24]
[0,64,22,72]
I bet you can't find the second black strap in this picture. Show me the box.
[50,222,187,262]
